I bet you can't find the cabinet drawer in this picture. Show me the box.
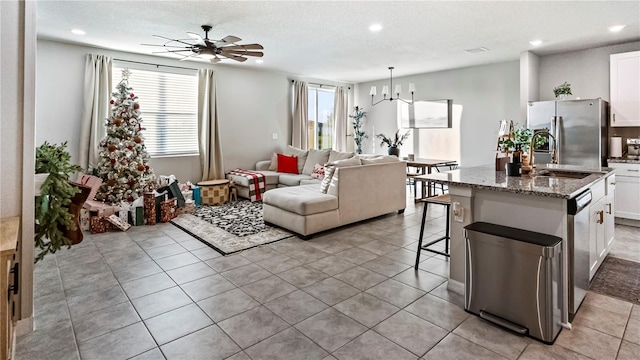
[607,162,640,178]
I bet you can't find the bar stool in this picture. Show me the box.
[414,193,451,270]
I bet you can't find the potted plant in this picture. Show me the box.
[553,81,572,99]
[498,125,547,153]
[376,129,411,157]
[348,106,367,154]
[35,141,84,262]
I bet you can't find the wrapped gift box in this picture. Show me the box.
[143,192,156,225]
[90,214,112,234]
[107,214,132,231]
[160,198,178,222]
[176,201,196,215]
[155,191,168,223]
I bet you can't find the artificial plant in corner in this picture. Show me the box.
[348,106,368,154]
[35,141,83,262]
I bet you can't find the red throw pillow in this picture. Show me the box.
[277,154,299,174]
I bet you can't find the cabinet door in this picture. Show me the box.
[610,51,640,127]
[614,176,640,220]
[605,176,615,250]
[589,198,606,280]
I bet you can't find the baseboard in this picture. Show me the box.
[615,217,640,227]
[447,279,464,295]
[16,316,33,337]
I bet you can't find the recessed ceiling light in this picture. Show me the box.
[369,24,382,32]
[529,40,543,46]
[71,29,86,35]
[255,59,264,64]
[608,25,626,32]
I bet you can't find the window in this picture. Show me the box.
[112,63,198,157]
[307,86,335,150]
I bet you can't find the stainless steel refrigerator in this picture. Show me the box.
[527,98,608,168]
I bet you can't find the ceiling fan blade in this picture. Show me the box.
[221,44,264,50]
[187,32,205,46]
[215,35,241,46]
[152,34,194,46]
[221,50,264,57]
[142,43,190,49]
[219,53,247,62]
[178,52,199,61]
[210,56,222,64]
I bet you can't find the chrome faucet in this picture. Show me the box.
[529,129,558,167]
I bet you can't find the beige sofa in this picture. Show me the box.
[263,157,407,238]
[228,148,355,199]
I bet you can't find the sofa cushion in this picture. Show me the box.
[285,146,308,174]
[310,163,325,179]
[263,185,338,216]
[328,150,355,163]
[277,154,299,174]
[360,155,400,165]
[300,178,322,185]
[268,153,278,171]
[302,149,331,174]
[278,173,315,187]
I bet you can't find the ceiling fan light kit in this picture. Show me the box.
[370,67,415,106]
[143,25,264,63]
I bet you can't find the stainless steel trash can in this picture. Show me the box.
[464,222,562,344]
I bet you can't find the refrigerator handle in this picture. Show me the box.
[552,116,560,157]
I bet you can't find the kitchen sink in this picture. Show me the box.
[535,170,592,179]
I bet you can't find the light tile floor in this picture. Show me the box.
[16,198,640,360]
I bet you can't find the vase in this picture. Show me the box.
[388,146,400,157]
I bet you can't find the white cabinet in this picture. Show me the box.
[605,174,616,249]
[588,175,615,280]
[610,51,640,127]
[607,162,640,220]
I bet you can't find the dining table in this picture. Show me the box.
[405,158,457,201]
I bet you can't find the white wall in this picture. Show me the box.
[538,41,640,101]
[354,61,520,167]
[36,40,352,183]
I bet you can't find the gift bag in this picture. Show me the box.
[158,181,185,207]
[155,191,168,223]
[192,186,201,206]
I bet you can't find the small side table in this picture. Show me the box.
[197,179,230,205]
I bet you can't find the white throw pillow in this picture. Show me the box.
[310,163,325,179]
[320,156,362,193]
[285,146,308,174]
[328,150,355,163]
[302,149,330,175]
[268,152,278,171]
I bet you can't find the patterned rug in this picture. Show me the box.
[171,201,293,255]
[589,255,640,305]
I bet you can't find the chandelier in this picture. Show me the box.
[370,67,415,106]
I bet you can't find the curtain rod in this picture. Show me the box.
[113,58,198,71]
[291,80,350,90]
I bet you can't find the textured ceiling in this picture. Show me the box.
[37,0,640,83]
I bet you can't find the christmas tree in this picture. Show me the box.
[94,69,154,204]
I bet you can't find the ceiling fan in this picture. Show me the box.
[142,25,264,63]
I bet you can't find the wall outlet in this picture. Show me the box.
[453,202,464,222]
[272,133,278,140]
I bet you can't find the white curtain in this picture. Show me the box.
[332,86,348,151]
[291,80,308,149]
[79,54,112,171]
[198,69,224,181]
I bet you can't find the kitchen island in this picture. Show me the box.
[418,164,616,327]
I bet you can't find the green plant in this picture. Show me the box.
[35,141,83,262]
[498,125,546,153]
[376,129,411,148]
[553,81,572,97]
[348,106,368,154]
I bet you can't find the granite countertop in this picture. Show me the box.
[418,164,615,199]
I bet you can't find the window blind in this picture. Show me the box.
[112,65,199,157]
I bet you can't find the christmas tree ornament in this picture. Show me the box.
[113,118,122,126]
[134,103,140,109]
[108,144,116,152]
[134,136,142,143]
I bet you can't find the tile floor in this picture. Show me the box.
[15,199,640,360]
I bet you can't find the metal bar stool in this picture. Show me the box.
[414,193,451,270]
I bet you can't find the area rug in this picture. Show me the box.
[589,255,640,305]
[171,201,293,255]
